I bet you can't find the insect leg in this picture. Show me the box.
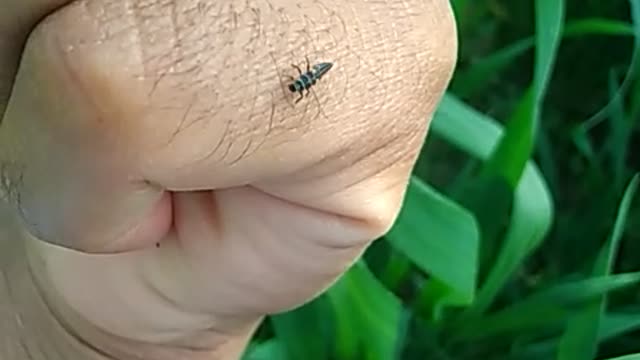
[305,56,311,73]
[291,63,303,76]
[295,90,304,103]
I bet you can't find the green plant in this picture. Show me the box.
[244,1,640,359]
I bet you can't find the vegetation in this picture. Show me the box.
[243,0,640,359]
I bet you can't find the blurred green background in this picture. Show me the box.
[243,0,640,359]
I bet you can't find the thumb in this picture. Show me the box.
[0,0,73,118]
[0,8,172,253]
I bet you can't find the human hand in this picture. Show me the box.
[0,0,457,359]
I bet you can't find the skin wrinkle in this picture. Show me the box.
[281,132,418,206]
[132,284,232,353]
[283,118,405,185]
[27,237,234,358]
[21,252,116,360]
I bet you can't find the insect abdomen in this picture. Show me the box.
[287,59,333,104]
[289,73,316,93]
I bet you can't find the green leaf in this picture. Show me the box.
[626,0,640,119]
[451,272,640,341]
[386,176,479,310]
[484,0,565,187]
[452,18,633,99]
[532,0,566,97]
[504,311,640,360]
[379,249,412,292]
[269,296,333,360]
[451,38,534,98]
[599,312,640,341]
[242,340,289,360]
[563,18,635,37]
[482,87,536,186]
[603,354,640,360]
[571,126,597,162]
[577,0,640,133]
[557,173,639,360]
[606,71,631,191]
[433,94,554,315]
[326,261,406,360]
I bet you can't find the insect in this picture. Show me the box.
[286,56,333,104]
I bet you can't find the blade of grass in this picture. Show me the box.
[468,0,564,315]
[504,310,640,360]
[557,173,639,360]
[604,354,640,360]
[386,176,480,311]
[604,72,633,191]
[450,272,640,341]
[326,261,406,360]
[563,18,635,37]
[451,38,534,98]
[483,0,565,187]
[452,18,633,99]
[242,340,289,360]
[379,249,412,292]
[577,0,640,133]
[269,296,333,360]
[432,94,554,316]
[599,312,640,341]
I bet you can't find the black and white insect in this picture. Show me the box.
[286,57,333,103]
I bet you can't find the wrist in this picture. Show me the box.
[1,202,258,360]
[0,210,106,359]
[22,230,259,360]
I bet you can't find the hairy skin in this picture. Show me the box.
[0,0,457,359]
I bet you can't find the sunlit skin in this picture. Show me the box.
[0,0,458,359]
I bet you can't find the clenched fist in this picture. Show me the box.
[0,1,457,359]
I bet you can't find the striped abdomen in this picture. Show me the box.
[288,72,316,92]
[288,62,333,93]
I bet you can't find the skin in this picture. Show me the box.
[0,0,457,359]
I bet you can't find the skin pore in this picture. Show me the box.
[0,0,457,359]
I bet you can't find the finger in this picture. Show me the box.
[0,1,170,254]
[0,1,74,118]
[0,1,175,252]
[1,0,456,253]
[27,188,369,342]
